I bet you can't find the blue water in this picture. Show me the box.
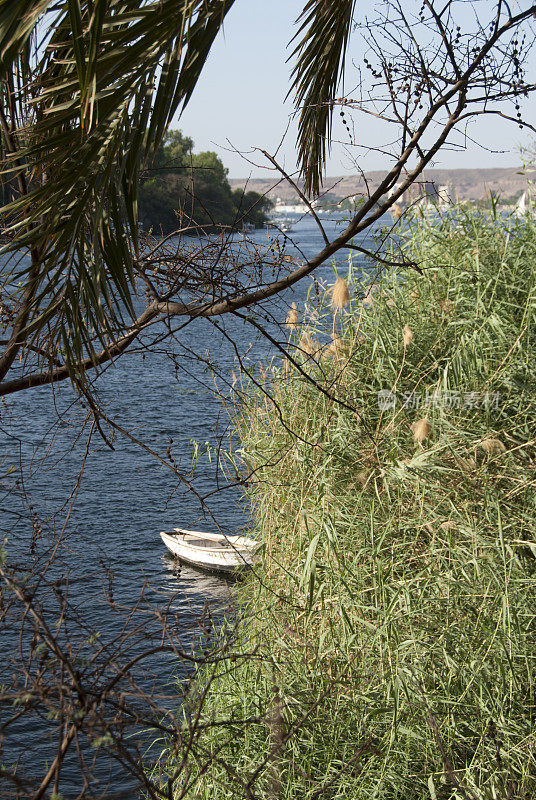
[0,213,380,796]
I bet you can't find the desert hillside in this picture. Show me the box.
[230,166,529,204]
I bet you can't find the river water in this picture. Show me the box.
[0,212,380,797]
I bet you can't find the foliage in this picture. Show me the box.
[290,0,356,195]
[0,0,353,390]
[158,207,536,798]
[138,130,272,233]
[0,0,241,380]
[1,0,534,399]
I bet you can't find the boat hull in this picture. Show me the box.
[160,531,259,573]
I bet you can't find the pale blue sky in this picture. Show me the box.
[176,0,536,179]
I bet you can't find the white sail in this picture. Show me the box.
[514,191,527,218]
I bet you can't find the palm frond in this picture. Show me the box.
[0,0,50,72]
[289,0,356,197]
[0,0,235,384]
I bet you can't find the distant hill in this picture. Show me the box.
[230,167,529,204]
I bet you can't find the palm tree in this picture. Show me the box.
[0,0,355,393]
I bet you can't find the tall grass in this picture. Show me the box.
[160,207,536,799]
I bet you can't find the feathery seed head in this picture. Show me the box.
[299,329,319,357]
[403,324,414,347]
[480,437,506,455]
[324,333,342,359]
[330,277,350,309]
[411,417,431,443]
[285,302,298,330]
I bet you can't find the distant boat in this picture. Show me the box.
[515,191,527,218]
[268,217,293,233]
[160,528,260,573]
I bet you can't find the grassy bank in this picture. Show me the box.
[161,207,536,799]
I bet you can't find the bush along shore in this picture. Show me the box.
[159,207,536,798]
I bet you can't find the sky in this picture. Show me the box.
[175,0,536,180]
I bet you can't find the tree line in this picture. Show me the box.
[138,130,272,233]
[0,128,273,237]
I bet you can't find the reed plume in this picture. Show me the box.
[285,302,298,330]
[299,329,319,358]
[403,324,414,347]
[411,418,431,443]
[480,437,506,455]
[324,334,342,359]
[330,278,350,309]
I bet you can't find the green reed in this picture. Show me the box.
[157,206,536,799]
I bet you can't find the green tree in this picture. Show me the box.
[186,150,235,228]
[138,130,193,232]
[139,133,272,232]
[233,188,273,228]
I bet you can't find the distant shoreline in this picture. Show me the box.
[231,165,529,204]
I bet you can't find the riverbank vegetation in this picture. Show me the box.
[138,130,272,234]
[159,207,536,798]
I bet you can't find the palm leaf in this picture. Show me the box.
[289,0,356,197]
[0,0,50,73]
[0,0,236,384]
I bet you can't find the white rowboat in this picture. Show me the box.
[160,528,260,573]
